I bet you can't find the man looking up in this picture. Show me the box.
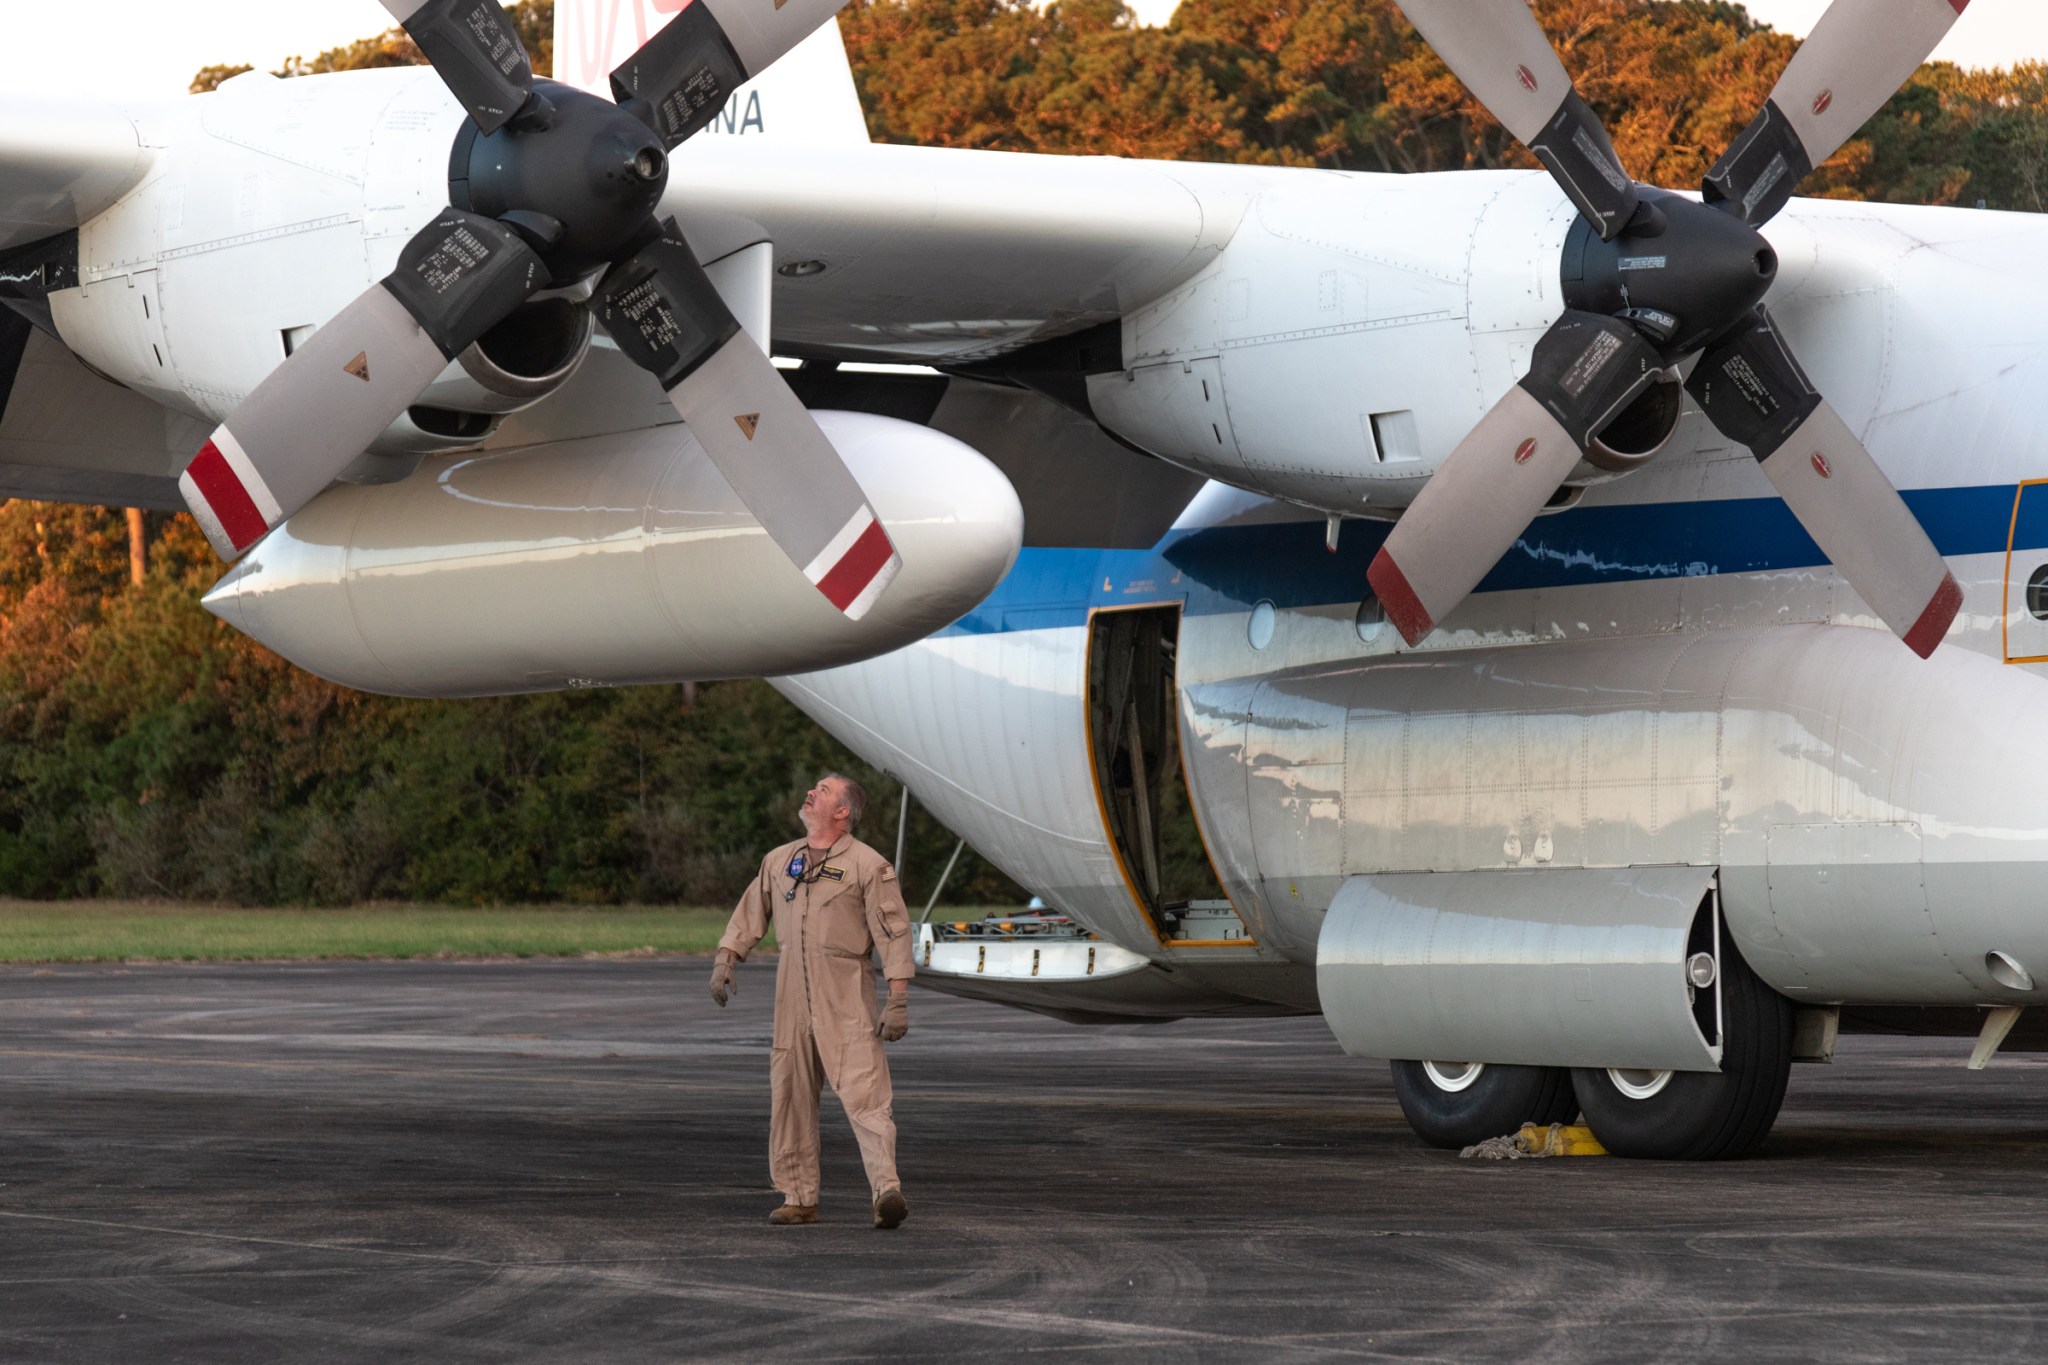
[710,773,915,1228]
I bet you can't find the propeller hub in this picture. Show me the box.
[1561,188,1777,358]
[450,79,670,281]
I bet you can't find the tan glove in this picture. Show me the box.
[710,950,738,1007]
[877,994,908,1042]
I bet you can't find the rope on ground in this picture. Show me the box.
[1460,1122,1607,1159]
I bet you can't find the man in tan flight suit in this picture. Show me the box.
[711,773,915,1228]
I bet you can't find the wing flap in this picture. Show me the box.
[0,318,198,509]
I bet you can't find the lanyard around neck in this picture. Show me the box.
[784,845,837,901]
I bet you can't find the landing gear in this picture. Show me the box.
[1571,935,1793,1160]
[1390,1059,1578,1149]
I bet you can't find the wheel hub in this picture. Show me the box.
[1606,1067,1675,1100]
[1422,1060,1487,1093]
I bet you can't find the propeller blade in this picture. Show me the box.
[377,0,537,134]
[1704,0,1970,226]
[1394,0,1637,238]
[608,0,850,147]
[592,226,901,619]
[180,212,545,560]
[1687,308,1959,656]
[1367,312,1662,644]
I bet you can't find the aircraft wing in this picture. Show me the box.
[0,103,1256,507]
[0,92,179,506]
[668,140,1258,365]
[0,94,153,253]
[0,314,200,509]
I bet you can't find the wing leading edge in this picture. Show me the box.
[0,94,153,253]
[667,140,1259,366]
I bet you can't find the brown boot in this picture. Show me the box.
[872,1188,908,1230]
[768,1204,818,1226]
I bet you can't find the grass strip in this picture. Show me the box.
[0,902,771,963]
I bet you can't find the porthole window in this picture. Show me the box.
[2030,565,2048,621]
[1247,599,1276,650]
[1355,597,1385,643]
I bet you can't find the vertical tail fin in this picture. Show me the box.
[553,0,869,145]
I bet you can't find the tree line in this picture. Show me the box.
[2,0,2041,907]
[194,0,2048,213]
[0,505,1009,905]
[835,0,2048,210]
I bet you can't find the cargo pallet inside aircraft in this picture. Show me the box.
[4,0,2042,1160]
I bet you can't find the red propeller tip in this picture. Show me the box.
[807,511,898,620]
[1903,572,1963,659]
[183,432,279,556]
[1367,550,1434,647]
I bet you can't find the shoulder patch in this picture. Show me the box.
[880,863,897,882]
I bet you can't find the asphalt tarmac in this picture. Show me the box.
[2,959,2046,1362]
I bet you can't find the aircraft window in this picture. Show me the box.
[1248,600,1276,650]
[2029,565,2048,621]
[1356,597,1385,643]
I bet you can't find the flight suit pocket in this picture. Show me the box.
[817,888,873,956]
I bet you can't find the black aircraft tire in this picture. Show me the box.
[1571,936,1794,1161]
[1390,1060,1580,1149]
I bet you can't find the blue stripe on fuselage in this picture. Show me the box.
[941,484,2031,637]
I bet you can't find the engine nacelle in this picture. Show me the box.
[43,71,460,423]
[201,410,1024,696]
[40,70,605,479]
[1087,169,1683,514]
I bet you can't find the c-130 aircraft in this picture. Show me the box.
[2,0,2039,1160]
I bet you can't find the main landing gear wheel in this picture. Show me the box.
[1571,936,1793,1160]
[1390,1059,1579,1149]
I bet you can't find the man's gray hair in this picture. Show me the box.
[824,772,867,827]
